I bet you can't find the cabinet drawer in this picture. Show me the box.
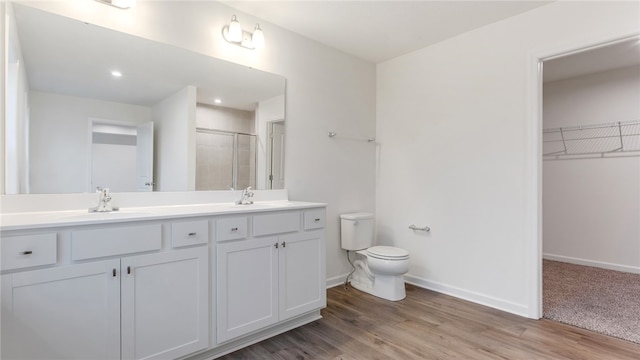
[171,220,209,248]
[253,212,300,236]
[304,210,325,230]
[216,217,248,242]
[1,233,57,271]
[71,224,161,260]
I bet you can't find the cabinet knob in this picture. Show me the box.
[113,269,117,277]
[282,241,286,248]
[231,227,238,232]
[20,250,33,255]
[314,218,321,222]
[274,242,279,249]
[188,232,197,237]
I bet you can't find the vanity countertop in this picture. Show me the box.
[0,201,326,231]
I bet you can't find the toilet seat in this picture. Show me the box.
[367,246,409,260]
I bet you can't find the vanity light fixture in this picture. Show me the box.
[222,15,265,50]
[94,0,136,9]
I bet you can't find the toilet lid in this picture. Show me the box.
[367,246,409,259]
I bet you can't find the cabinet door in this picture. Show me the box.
[121,247,209,360]
[216,237,279,343]
[1,260,120,360]
[278,229,326,321]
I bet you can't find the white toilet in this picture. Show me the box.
[340,213,410,301]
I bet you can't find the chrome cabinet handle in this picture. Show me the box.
[314,218,321,222]
[274,242,279,249]
[20,250,33,255]
[188,232,197,237]
[281,241,286,248]
[231,227,238,231]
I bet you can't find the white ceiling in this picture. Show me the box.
[222,0,553,63]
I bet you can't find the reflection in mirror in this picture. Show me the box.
[90,119,154,193]
[5,3,285,194]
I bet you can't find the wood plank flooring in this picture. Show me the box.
[218,284,640,359]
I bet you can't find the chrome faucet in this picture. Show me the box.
[235,186,254,205]
[89,187,119,212]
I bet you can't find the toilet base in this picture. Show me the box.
[350,272,406,301]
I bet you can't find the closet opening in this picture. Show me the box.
[540,36,640,344]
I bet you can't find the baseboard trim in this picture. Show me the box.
[543,253,640,274]
[326,274,348,289]
[328,272,530,318]
[404,274,530,318]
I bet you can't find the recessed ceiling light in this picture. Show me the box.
[214,98,222,104]
[111,70,123,78]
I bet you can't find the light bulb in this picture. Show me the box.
[228,15,242,43]
[252,24,265,49]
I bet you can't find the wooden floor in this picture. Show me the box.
[219,284,640,359]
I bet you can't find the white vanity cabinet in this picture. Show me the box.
[121,247,209,360]
[1,200,326,360]
[1,259,121,360]
[1,220,209,360]
[216,209,326,344]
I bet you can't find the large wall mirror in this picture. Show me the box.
[4,3,286,195]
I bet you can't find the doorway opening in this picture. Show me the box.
[539,35,640,343]
[88,118,154,193]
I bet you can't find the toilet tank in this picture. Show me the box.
[340,213,375,250]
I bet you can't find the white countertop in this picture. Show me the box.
[0,201,326,231]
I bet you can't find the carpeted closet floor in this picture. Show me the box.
[543,259,640,344]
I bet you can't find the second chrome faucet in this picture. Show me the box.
[89,187,119,212]
[235,186,254,205]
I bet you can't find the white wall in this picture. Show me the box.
[376,1,639,317]
[29,91,151,193]
[153,86,197,192]
[543,65,640,272]
[544,65,640,128]
[20,0,376,283]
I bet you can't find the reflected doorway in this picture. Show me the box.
[89,119,154,193]
[267,120,285,190]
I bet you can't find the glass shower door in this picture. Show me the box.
[195,130,256,190]
[196,131,234,190]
